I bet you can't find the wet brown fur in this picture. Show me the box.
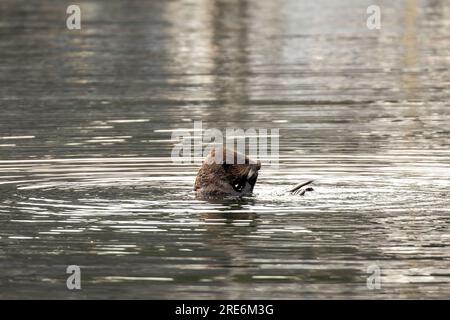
[194,148,261,197]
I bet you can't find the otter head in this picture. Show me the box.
[194,147,261,197]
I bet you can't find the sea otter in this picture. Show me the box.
[194,147,313,198]
[194,147,261,197]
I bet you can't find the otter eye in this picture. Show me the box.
[231,179,245,192]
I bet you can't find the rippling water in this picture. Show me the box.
[1,0,450,299]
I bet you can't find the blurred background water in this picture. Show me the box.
[1,0,450,299]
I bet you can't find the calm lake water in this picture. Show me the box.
[1,0,450,299]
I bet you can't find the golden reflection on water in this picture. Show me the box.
[401,0,418,97]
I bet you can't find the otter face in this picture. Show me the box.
[194,148,261,197]
[224,162,260,194]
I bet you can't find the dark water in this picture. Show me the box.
[1,0,450,299]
